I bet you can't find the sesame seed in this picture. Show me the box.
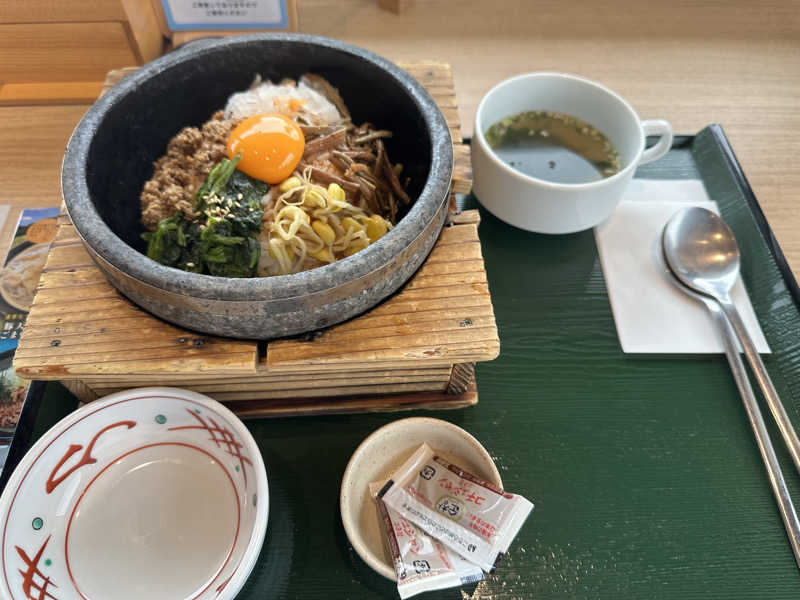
[186,262,195,267]
[234,201,242,208]
[237,193,243,200]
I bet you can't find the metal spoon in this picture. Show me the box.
[662,206,800,476]
[657,243,800,567]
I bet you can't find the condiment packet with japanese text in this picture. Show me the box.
[369,483,483,599]
[378,443,533,573]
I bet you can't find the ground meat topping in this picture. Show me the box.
[140,111,239,229]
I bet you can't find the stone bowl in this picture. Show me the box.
[62,34,453,339]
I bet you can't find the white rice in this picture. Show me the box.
[224,77,341,125]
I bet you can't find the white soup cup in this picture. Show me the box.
[472,72,672,234]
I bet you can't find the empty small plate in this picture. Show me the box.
[340,417,502,579]
[0,387,268,600]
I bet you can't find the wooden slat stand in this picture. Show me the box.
[14,63,498,418]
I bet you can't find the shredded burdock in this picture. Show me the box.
[298,122,410,224]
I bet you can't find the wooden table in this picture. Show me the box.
[2,0,799,272]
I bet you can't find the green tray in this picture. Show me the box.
[5,125,800,599]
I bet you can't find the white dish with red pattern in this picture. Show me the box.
[0,387,268,600]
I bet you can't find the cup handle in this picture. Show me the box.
[639,119,673,165]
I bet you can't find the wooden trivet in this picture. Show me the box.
[14,62,498,418]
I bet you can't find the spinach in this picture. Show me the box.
[143,155,268,277]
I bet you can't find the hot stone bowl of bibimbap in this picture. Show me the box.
[62,34,453,339]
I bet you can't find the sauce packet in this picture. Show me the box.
[378,443,533,573]
[369,483,483,599]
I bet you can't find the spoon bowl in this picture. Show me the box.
[662,206,740,299]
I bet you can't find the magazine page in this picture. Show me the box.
[0,207,59,428]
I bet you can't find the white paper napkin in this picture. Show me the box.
[594,179,770,354]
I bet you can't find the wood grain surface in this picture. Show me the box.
[0,23,138,84]
[13,210,496,414]
[13,207,497,383]
[0,81,104,106]
[0,0,127,23]
[0,105,100,205]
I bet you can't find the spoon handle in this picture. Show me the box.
[706,298,800,567]
[718,295,800,476]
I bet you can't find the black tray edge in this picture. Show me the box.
[705,124,800,308]
[0,381,45,492]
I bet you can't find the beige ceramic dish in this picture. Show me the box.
[340,417,502,580]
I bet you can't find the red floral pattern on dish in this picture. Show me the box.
[46,421,136,494]
[168,409,253,488]
[15,535,56,600]
[2,393,256,600]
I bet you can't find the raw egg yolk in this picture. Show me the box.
[226,113,305,184]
